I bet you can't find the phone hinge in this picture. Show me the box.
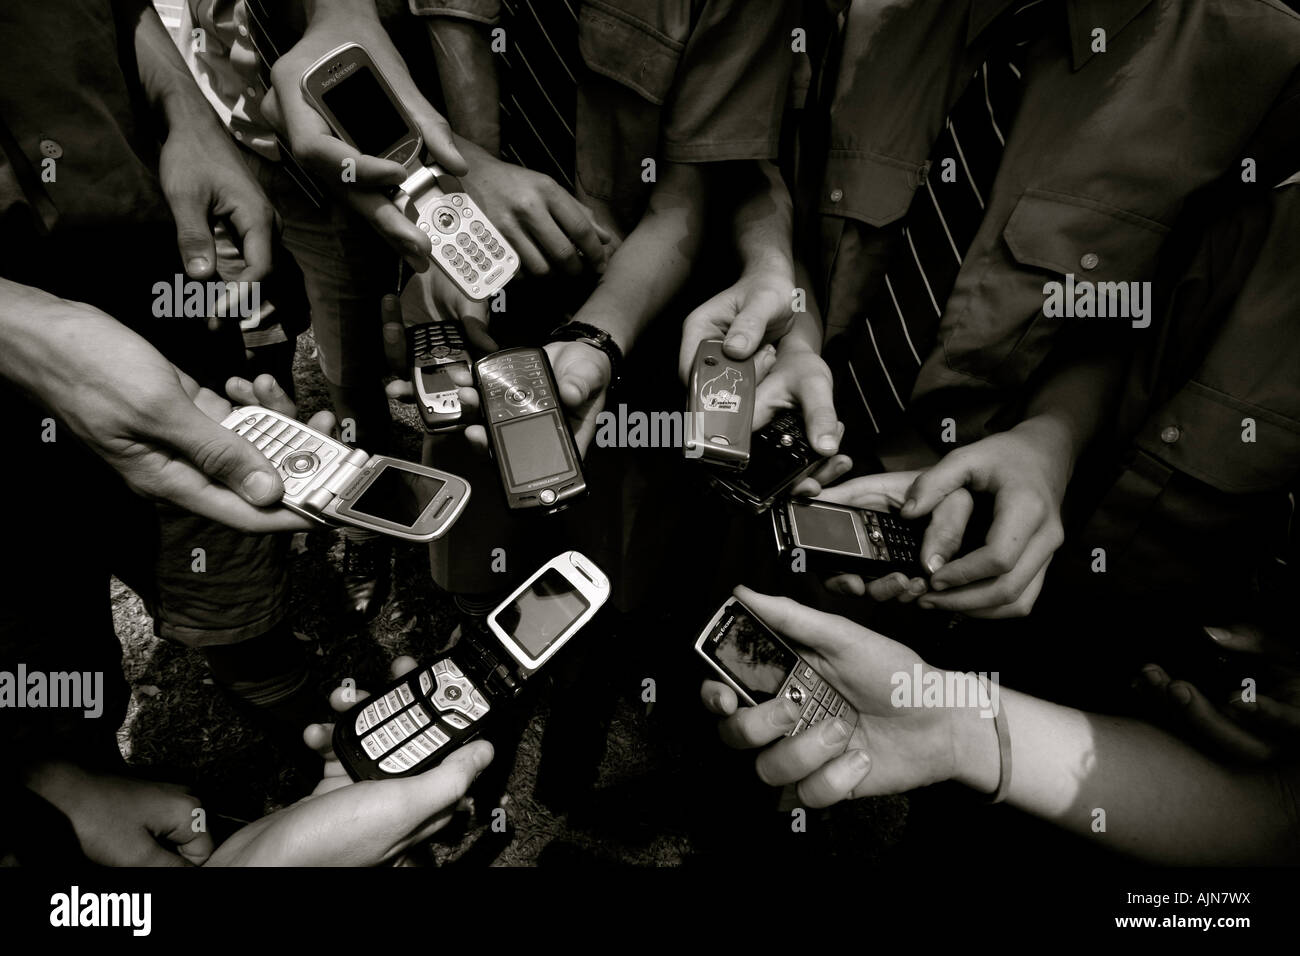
[397,164,446,206]
[324,449,373,498]
[458,630,524,701]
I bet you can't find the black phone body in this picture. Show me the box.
[707,410,822,514]
[772,498,924,578]
[410,321,473,432]
[694,597,858,737]
[474,347,586,512]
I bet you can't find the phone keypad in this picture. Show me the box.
[422,196,515,295]
[783,664,853,736]
[233,413,338,495]
[861,511,920,565]
[411,322,468,366]
[476,353,556,421]
[353,658,490,775]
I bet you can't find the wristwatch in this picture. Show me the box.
[548,321,623,388]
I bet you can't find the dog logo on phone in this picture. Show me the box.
[700,367,745,413]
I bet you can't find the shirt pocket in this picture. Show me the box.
[944,189,1170,383]
[578,0,685,105]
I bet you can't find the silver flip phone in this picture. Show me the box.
[300,42,519,301]
[221,406,470,542]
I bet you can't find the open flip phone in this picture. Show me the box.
[685,339,755,467]
[707,410,822,514]
[771,498,924,578]
[333,552,610,780]
[409,320,473,432]
[474,347,587,512]
[221,406,470,542]
[301,42,519,301]
[695,596,858,737]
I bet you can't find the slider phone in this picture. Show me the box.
[771,498,924,578]
[474,347,587,513]
[301,42,519,300]
[333,551,610,780]
[220,406,470,542]
[409,320,473,432]
[685,339,755,468]
[707,410,822,514]
[695,596,858,737]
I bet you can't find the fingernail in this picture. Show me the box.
[817,435,838,453]
[917,598,935,610]
[930,579,947,592]
[901,499,918,517]
[241,470,274,502]
[186,256,210,275]
[926,555,946,574]
[908,578,927,595]
[407,239,429,258]
[1203,626,1230,644]
[711,693,727,712]
[821,718,850,745]
[726,334,749,353]
[1169,683,1193,706]
[849,749,871,774]
[1141,664,1164,684]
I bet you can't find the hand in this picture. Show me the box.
[1138,624,1300,763]
[22,762,213,866]
[536,340,611,458]
[753,339,847,473]
[678,269,795,383]
[700,587,990,807]
[459,142,615,276]
[208,657,493,866]
[158,120,277,282]
[264,5,466,270]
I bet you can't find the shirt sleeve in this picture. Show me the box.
[660,0,795,163]
[407,0,501,26]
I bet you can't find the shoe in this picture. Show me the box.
[341,530,392,620]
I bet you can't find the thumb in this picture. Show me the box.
[792,372,840,455]
[725,292,789,360]
[901,453,976,519]
[680,296,735,383]
[557,354,608,407]
[171,192,217,279]
[381,294,407,375]
[161,405,285,506]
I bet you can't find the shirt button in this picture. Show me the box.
[237,24,249,37]
[246,86,258,98]
[39,139,62,159]
[1080,252,1100,270]
[1160,425,1181,444]
[829,188,843,202]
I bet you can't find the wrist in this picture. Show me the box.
[305,0,381,26]
[948,683,1002,794]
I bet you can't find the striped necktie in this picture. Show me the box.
[840,0,1054,440]
[497,0,579,191]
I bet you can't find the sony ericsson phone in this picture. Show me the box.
[221,406,469,542]
[333,551,609,780]
[301,42,518,300]
[707,410,822,514]
[684,339,755,468]
[771,498,924,578]
[695,596,858,737]
[474,347,587,512]
[409,319,473,432]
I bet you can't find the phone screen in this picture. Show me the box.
[349,464,445,528]
[322,64,411,156]
[495,568,590,659]
[790,502,869,557]
[499,413,570,487]
[711,606,797,702]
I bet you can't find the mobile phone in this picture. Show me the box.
[300,43,519,301]
[684,339,755,468]
[332,551,609,780]
[409,320,473,432]
[695,597,858,736]
[220,406,470,542]
[771,498,924,578]
[707,410,822,514]
[474,347,587,512]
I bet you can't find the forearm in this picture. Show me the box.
[432,23,500,153]
[571,163,706,354]
[952,684,1300,863]
[777,259,824,355]
[121,1,224,134]
[731,161,794,284]
[1020,348,1128,466]
[0,280,87,399]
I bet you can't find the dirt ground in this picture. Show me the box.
[110,329,913,867]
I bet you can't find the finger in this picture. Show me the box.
[151,798,214,866]
[305,410,337,435]
[521,203,583,275]
[407,104,467,176]
[547,192,607,271]
[899,453,978,519]
[754,344,779,383]
[227,202,276,283]
[282,89,408,184]
[732,586,864,659]
[248,373,298,417]
[394,740,494,821]
[795,748,873,808]
[725,296,791,360]
[920,533,1057,613]
[463,424,490,455]
[390,656,419,679]
[919,488,974,575]
[825,574,867,597]
[864,573,908,602]
[1229,693,1300,736]
[1205,623,1300,663]
[131,838,194,867]
[791,451,852,498]
[791,373,840,456]
[717,696,800,749]
[382,294,407,374]
[507,228,550,277]
[330,685,370,712]
[929,487,1048,591]
[346,191,434,266]
[1164,679,1276,762]
[816,472,918,512]
[896,577,929,604]
[679,297,734,383]
[386,379,417,403]
[153,400,286,507]
[701,680,737,716]
[170,193,218,279]
[303,721,336,758]
[753,717,854,786]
